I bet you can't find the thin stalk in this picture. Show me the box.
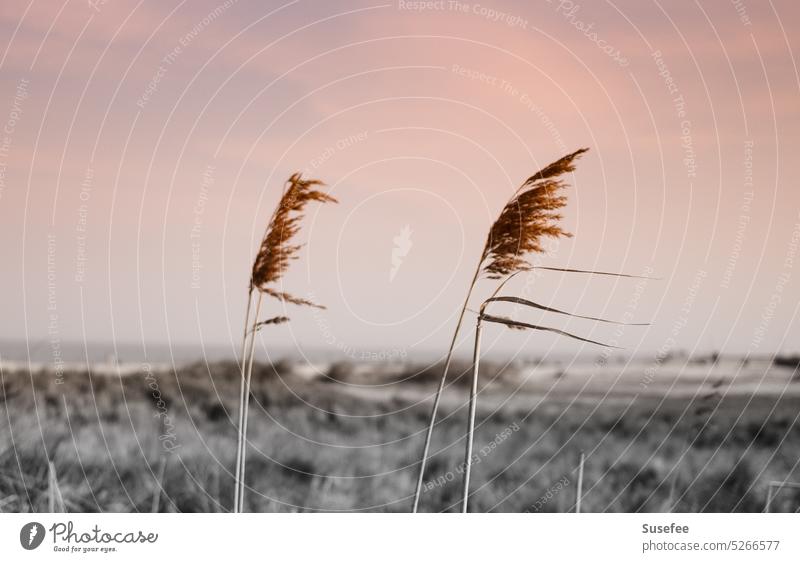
[48,461,64,513]
[151,455,167,513]
[233,287,254,513]
[48,462,56,513]
[765,483,775,513]
[575,451,584,513]
[412,263,482,512]
[461,317,483,513]
[236,291,263,513]
[665,468,678,513]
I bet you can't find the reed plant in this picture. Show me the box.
[412,148,588,511]
[413,148,651,511]
[234,173,336,513]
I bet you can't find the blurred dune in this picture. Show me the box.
[1,355,799,512]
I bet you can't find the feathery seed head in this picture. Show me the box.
[250,173,337,308]
[481,148,587,279]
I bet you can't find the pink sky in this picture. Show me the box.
[0,0,798,362]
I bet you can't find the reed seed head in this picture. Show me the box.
[481,148,588,279]
[250,173,337,307]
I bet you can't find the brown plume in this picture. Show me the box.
[480,148,587,279]
[250,173,337,307]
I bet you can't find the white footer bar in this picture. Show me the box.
[1,514,797,561]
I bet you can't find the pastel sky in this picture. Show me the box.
[0,0,798,362]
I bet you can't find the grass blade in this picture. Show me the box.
[48,461,65,513]
[480,313,618,348]
[151,456,168,513]
[534,266,658,279]
[484,296,649,325]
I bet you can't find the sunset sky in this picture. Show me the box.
[0,0,798,363]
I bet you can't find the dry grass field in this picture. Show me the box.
[1,357,799,513]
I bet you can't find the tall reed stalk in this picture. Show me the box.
[233,173,336,513]
[461,314,483,513]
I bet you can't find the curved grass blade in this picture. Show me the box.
[489,267,657,303]
[249,316,290,335]
[534,266,659,279]
[480,313,619,348]
[263,288,325,309]
[484,296,649,326]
